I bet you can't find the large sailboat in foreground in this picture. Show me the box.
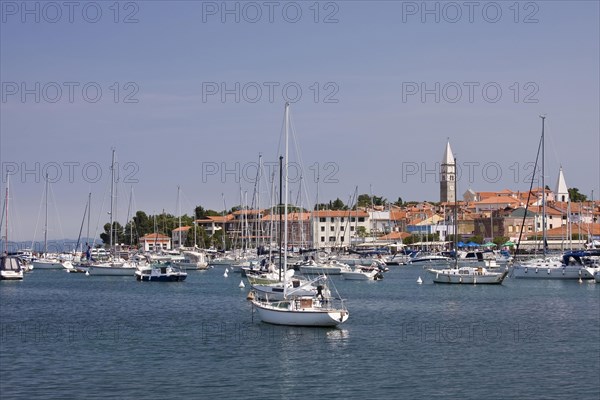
[250,103,349,327]
[427,150,508,285]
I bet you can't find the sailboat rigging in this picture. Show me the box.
[250,103,349,326]
[511,116,598,279]
[427,156,509,284]
[1,176,25,280]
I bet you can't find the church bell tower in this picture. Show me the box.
[440,140,456,203]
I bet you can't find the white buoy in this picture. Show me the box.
[417,276,422,284]
[239,280,245,288]
[225,268,229,273]
[85,271,90,276]
[224,271,228,278]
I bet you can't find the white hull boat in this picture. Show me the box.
[408,253,452,265]
[250,103,349,328]
[32,258,65,269]
[135,264,187,281]
[512,250,600,280]
[1,256,24,280]
[512,264,594,279]
[172,251,209,270]
[340,268,384,280]
[428,266,508,284]
[87,263,137,276]
[252,296,349,327]
[298,260,351,275]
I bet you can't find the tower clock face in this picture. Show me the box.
[449,185,454,191]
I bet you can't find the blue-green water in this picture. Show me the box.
[1,266,599,399]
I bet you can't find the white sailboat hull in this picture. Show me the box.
[32,259,65,269]
[252,299,348,327]
[1,270,24,280]
[87,264,136,276]
[511,265,594,279]
[340,270,381,280]
[428,268,508,284]
[172,261,209,270]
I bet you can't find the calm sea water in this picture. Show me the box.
[1,266,599,400]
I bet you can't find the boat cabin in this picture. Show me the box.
[0,256,24,280]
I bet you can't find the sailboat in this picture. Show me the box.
[511,117,597,279]
[32,174,67,270]
[88,150,137,276]
[250,103,349,327]
[427,154,508,284]
[1,175,24,280]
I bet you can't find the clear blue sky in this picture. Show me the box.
[1,0,599,241]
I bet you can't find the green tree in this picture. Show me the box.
[469,235,484,244]
[185,225,207,248]
[447,234,463,243]
[372,195,387,206]
[331,198,347,210]
[568,188,588,202]
[314,203,329,211]
[100,222,126,245]
[210,229,230,250]
[356,226,368,238]
[194,206,221,219]
[357,194,371,208]
[493,236,509,247]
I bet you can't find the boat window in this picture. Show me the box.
[6,258,20,270]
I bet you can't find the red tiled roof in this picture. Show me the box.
[312,210,369,217]
[140,233,170,240]
[379,231,411,240]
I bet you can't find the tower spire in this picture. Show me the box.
[440,140,456,203]
[555,166,569,203]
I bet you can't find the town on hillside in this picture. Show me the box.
[119,142,600,254]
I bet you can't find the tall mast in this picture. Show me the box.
[177,185,182,248]
[109,149,115,251]
[278,155,283,281]
[43,173,48,254]
[4,175,8,255]
[221,193,226,250]
[283,102,290,282]
[253,154,262,250]
[540,115,546,257]
[315,167,320,253]
[127,187,133,245]
[87,192,91,247]
[454,157,458,268]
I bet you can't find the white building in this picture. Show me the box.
[171,226,191,248]
[312,210,370,248]
[139,233,172,252]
